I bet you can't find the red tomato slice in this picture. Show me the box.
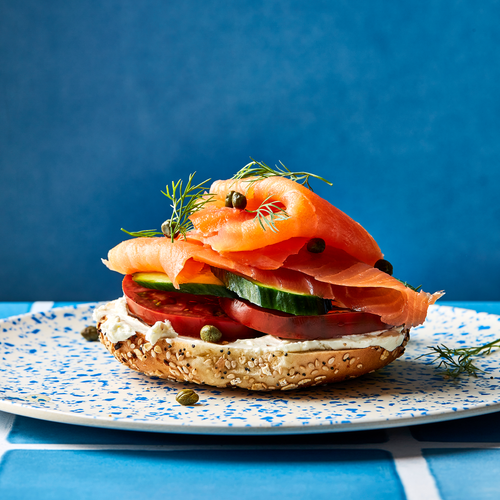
[219,297,390,340]
[122,275,259,341]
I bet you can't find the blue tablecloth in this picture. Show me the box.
[1,302,500,500]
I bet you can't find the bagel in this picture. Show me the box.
[95,298,409,391]
[95,168,438,391]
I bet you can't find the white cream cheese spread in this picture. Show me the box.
[93,297,406,352]
[93,297,179,344]
[145,320,178,344]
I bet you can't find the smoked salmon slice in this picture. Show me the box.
[189,177,383,266]
[104,236,441,328]
[104,237,310,285]
[186,233,309,270]
[282,246,443,327]
[104,238,338,301]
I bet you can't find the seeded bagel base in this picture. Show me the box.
[97,319,410,391]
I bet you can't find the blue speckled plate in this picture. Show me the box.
[1,304,500,434]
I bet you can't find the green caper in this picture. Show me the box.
[81,325,99,341]
[307,238,326,253]
[200,324,223,343]
[374,259,393,276]
[162,220,179,239]
[161,220,172,237]
[225,191,236,207]
[176,389,199,406]
[231,192,247,210]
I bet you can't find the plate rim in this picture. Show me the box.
[2,397,500,435]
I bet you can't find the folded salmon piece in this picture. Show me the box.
[189,176,383,266]
[104,237,308,286]
[103,235,442,328]
[282,246,443,327]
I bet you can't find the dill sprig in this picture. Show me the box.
[246,195,290,233]
[232,158,333,191]
[121,228,163,238]
[121,173,213,242]
[161,173,214,242]
[418,339,500,378]
[395,278,422,292]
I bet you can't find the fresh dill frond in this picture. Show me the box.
[161,173,214,242]
[395,278,422,292]
[418,338,500,378]
[121,228,163,238]
[232,158,333,191]
[121,173,213,242]
[246,195,290,233]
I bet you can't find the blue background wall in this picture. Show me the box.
[1,0,499,301]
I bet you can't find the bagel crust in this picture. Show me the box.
[97,319,409,391]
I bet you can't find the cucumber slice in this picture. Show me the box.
[132,272,237,298]
[212,268,331,316]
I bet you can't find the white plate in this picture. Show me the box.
[1,304,500,434]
